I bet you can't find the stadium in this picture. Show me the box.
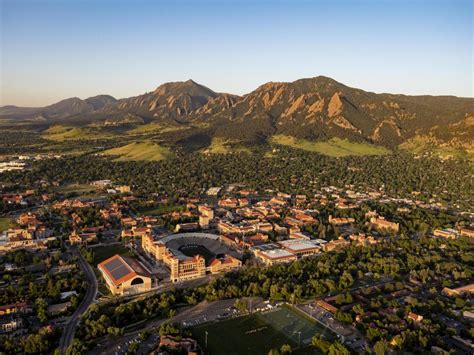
[161,232,238,263]
[143,232,242,282]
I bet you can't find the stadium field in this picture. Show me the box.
[260,305,336,346]
[191,305,335,354]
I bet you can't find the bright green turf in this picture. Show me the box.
[191,305,335,354]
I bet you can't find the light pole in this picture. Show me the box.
[298,331,301,349]
[205,330,208,349]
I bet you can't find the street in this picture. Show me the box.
[58,250,98,354]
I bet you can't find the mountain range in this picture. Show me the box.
[1,76,473,152]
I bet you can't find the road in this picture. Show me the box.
[58,250,98,354]
[5,203,46,217]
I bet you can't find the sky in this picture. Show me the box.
[0,0,472,106]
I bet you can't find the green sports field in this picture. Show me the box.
[191,305,335,354]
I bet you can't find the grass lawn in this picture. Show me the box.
[0,217,12,232]
[92,244,132,266]
[271,135,390,157]
[191,305,335,355]
[103,141,174,161]
[58,183,98,196]
[138,204,185,216]
[202,138,251,155]
[42,125,116,141]
[128,122,190,134]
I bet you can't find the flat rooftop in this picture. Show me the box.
[259,248,295,259]
[278,239,321,252]
[252,243,281,251]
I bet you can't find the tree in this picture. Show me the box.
[352,303,364,315]
[328,341,349,355]
[107,326,122,337]
[334,311,352,324]
[23,333,50,353]
[138,330,150,341]
[35,298,48,323]
[312,334,330,353]
[374,339,389,355]
[234,299,248,313]
[455,297,466,309]
[280,343,292,354]
[390,334,405,349]
[127,341,138,354]
[66,339,87,355]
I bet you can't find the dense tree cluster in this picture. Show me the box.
[2,148,473,209]
[0,326,61,354]
[1,250,86,305]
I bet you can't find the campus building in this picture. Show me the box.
[328,216,355,226]
[69,231,97,245]
[433,229,458,240]
[98,254,152,296]
[142,233,237,283]
[460,228,474,239]
[209,254,242,274]
[442,283,474,297]
[323,238,350,252]
[166,253,206,283]
[370,217,399,232]
[252,244,297,266]
[278,239,321,258]
[198,205,214,230]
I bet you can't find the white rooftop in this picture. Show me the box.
[313,238,328,244]
[278,239,321,252]
[259,248,295,259]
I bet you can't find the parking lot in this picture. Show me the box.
[297,303,369,351]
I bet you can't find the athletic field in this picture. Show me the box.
[191,305,335,354]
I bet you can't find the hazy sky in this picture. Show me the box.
[1,0,472,106]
